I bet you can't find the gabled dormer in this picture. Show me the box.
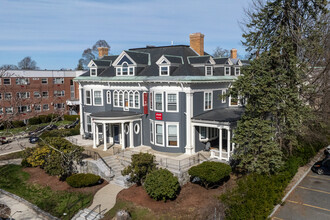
[113,51,150,76]
[187,55,215,76]
[87,60,111,77]
[156,55,183,76]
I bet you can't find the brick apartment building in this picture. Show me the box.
[0,70,84,122]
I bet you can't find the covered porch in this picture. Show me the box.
[90,111,143,151]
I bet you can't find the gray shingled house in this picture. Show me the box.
[74,33,246,161]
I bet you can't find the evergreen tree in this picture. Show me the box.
[230,0,328,174]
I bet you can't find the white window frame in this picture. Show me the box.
[229,95,239,106]
[85,113,92,133]
[5,107,13,114]
[85,89,92,105]
[134,91,140,108]
[43,104,49,111]
[154,92,163,112]
[155,121,164,147]
[34,91,41,98]
[222,89,226,103]
[16,78,29,85]
[129,67,134,76]
[118,91,123,107]
[149,92,153,111]
[90,68,97,76]
[113,90,119,107]
[129,91,134,108]
[41,78,48,84]
[0,108,3,115]
[106,90,111,104]
[116,67,122,76]
[93,90,103,106]
[166,122,179,148]
[34,104,41,112]
[17,92,30,99]
[3,78,11,85]
[42,91,49,98]
[166,92,179,112]
[159,66,170,76]
[225,66,231,76]
[204,91,213,111]
[150,121,154,144]
[134,123,140,134]
[205,66,213,76]
[53,78,64,84]
[235,67,240,76]
[4,92,12,100]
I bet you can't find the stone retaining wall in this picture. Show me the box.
[77,159,113,182]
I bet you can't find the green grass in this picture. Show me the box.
[0,164,93,219]
[0,121,72,136]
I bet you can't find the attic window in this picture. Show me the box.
[205,66,213,76]
[235,67,240,76]
[122,63,128,75]
[160,66,169,76]
[116,62,135,76]
[90,68,97,76]
[225,67,230,76]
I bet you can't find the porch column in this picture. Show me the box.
[191,125,195,153]
[185,91,194,155]
[227,128,230,161]
[103,123,107,151]
[109,124,113,144]
[129,122,134,148]
[96,124,99,146]
[219,128,222,159]
[79,85,84,137]
[93,122,97,149]
[121,122,125,150]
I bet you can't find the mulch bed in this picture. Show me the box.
[22,167,107,194]
[117,175,237,219]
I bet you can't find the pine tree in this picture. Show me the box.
[231,0,328,174]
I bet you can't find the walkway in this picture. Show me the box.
[0,193,45,220]
[0,138,34,156]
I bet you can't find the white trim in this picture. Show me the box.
[154,121,165,147]
[150,120,154,144]
[159,65,170,76]
[93,90,103,106]
[235,67,240,76]
[166,122,179,148]
[149,92,153,111]
[225,66,231,76]
[166,92,179,112]
[90,68,97,76]
[113,51,137,66]
[205,66,213,76]
[229,95,239,106]
[85,89,92,105]
[85,113,92,133]
[203,91,213,111]
[106,90,111,104]
[154,92,164,112]
[134,123,140,134]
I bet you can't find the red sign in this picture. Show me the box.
[155,112,163,120]
[143,93,148,114]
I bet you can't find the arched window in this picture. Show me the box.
[114,91,118,106]
[124,91,129,108]
[122,63,128,75]
[134,91,139,108]
[129,91,134,108]
[106,90,111,104]
[119,91,123,107]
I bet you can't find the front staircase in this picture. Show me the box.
[102,155,131,188]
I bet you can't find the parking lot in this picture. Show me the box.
[272,169,330,220]
[0,138,34,156]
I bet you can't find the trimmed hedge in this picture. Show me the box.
[64,115,79,121]
[28,114,61,125]
[144,169,180,201]
[66,173,101,188]
[188,161,231,189]
[39,126,80,139]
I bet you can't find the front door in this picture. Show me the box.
[114,125,119,144]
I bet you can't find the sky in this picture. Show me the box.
[0,0,251,70]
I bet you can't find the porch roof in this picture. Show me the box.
[192,107,244,123]
[90,110,142,119]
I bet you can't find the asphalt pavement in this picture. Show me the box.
[272,170,330,220]
[0,138,34,156]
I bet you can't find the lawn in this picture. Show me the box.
[0,164,93,219]
[0,120,72,136]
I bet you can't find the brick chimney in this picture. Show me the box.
[190,33,204,56]
[230,48,237,59]
[98,47,109,58]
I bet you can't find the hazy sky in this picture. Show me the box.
[0,0,251,70]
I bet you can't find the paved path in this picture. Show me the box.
[88,183,124,212]
[272,170,330,220]
[0,138,34,156]
[0,193,45,220]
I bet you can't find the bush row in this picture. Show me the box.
[28,114,62,125]
[39,125,80,139]
[0,120,26,130]
[63,115,79,121]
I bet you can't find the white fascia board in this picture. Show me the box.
[87,60,97,68]
[112,51,136,66]
[156,55,171,65]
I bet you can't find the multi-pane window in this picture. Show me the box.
[235,68,240,75]
[42,91,49,98]
[204,92,212,110]
[230,96,238,106]
[114,91,118,106]
[167,124,178,147]
[17,92,30,99]
[54,90,65,97]
[134,92,139,108]
[119,91,123,107]
[167,93,177,111]
[34,92,41,98]
[129,67,134,75]
[160,66,169,76]
[150,92,153,110]
[122,63,128,75]
[150,122,154,144]
[129,92,134,107]
[53,78,64,84]
[41,78,48,84]
[43,104,49,111]
[94,91,102,105]
[3,78,11,85]
[16,78,29,85]
[85,90,91,105]
[205,66,213,76]
[225,67,230,75]
[155,93,163,111]
[55,103,65,109]
[0,93,2,99]
[106,91,111,104]
[18,105,31,113]
[86,115,91,132]
[124,92,129,108]
[155,123,164,146]
[116,68,121,75]
[5,107,13,114]
[4,92,12,100]
[90,69,97,76]
[34,105,41,112]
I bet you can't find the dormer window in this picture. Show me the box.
[122,63,128,75]
[205,66,213,76]
[160,66,169,76]
[116,62,135,76]
[90,68,97,76]
[225,67,230,76]
[235,67,240,76]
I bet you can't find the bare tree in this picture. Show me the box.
[18,56,38,70]
[78,40,110,69]
[212,46,230,58]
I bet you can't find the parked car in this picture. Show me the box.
[0,137,9,145]
[29,136,39,144]
[324,145,330,156]
[311,157,330,175]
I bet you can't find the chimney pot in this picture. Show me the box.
[230,48,237,59]
[98,47,109,58]
[190,33,204,56]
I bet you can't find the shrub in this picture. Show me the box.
[121,153,156,185]
[64,115,79,121]
[21,158,32,167]
[188,161,231,189]
[66,173,101,188]
[144,169,180,201]
[28,117,41,125]
[11,120,25,128]
[39,126,80,139]
[39,115,50,123]
[26,146,50,167]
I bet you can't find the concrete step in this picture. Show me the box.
[72,208,104,220]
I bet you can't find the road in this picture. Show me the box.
[0,138,34,156]
[272,170,330,220]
